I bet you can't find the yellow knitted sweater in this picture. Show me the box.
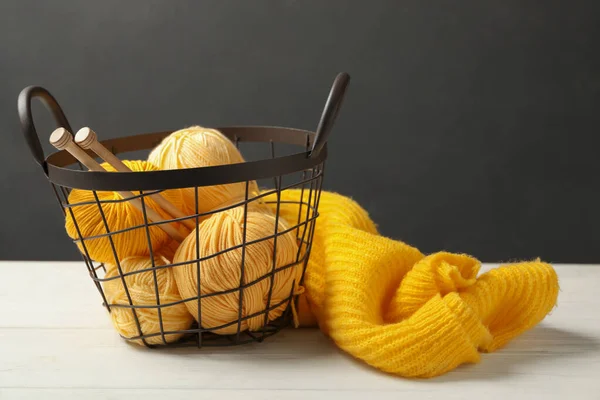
[266,190,559,378]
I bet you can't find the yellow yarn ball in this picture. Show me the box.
[103,255,194,345]
[148,126,259,216]
[172,205,302,335]
[158,240,180,263]
[65,160,184,265]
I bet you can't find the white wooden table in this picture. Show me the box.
[0,262,598,399]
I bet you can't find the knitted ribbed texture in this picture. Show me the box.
[265,190,559,378]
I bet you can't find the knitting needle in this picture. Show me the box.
[74,127,196,230]
[50,128,186,242]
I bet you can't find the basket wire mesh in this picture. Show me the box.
[18,73,349,348]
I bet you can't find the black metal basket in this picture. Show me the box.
[18,73,350,348]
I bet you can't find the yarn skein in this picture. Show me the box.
[172,204,302,335]
[103,255,194,345]
[148,126,259,217]
[65,160,184,265]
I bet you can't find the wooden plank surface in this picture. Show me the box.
[0,262,599,399]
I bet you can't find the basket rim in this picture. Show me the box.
[44,125,327,191]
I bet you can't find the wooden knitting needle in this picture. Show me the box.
[74,127,196,230]
[49,128,186,242]
[49,128,104,172]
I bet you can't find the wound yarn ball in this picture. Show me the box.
[103,255,194,345]
[172,205,302,335]
[158,240,180,263]
[65,160,184,265]
[147,126,259,216]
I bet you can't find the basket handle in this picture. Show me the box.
[18,86,73,171]
[309,72,350,158]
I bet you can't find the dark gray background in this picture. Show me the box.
[1,1,598,262]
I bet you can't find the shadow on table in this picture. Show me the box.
[120,323,598,382]
[431,324,600,382]
[126,327,337,362]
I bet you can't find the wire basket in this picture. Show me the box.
[18,73,350,348]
